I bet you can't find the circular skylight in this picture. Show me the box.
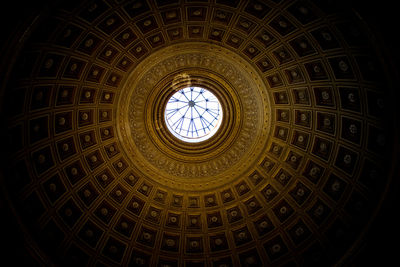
[165,87,223,143]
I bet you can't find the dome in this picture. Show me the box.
[0,0,399,266]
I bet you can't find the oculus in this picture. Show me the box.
[165,87,222,143]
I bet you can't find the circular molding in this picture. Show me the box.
[117,42,272,191]
[150,68,238,156]
[1,1,398,266]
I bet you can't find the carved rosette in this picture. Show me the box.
[117,43,271,191]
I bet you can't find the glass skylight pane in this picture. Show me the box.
[165,87,223,143]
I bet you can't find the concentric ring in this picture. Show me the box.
[117,42,271,190]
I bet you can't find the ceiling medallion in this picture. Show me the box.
[165,86,223,143]
[117,42,271,190]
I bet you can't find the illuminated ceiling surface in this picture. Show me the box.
[0,0,398,266]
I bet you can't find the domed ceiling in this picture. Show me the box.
[0,0,399,266]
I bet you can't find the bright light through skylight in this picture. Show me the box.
[165,87,222,143]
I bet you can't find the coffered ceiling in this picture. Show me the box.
[0,0,399,266]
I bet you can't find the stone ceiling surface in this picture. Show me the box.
[0,0,399,266]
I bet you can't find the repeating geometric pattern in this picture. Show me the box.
[1,0,394,266]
